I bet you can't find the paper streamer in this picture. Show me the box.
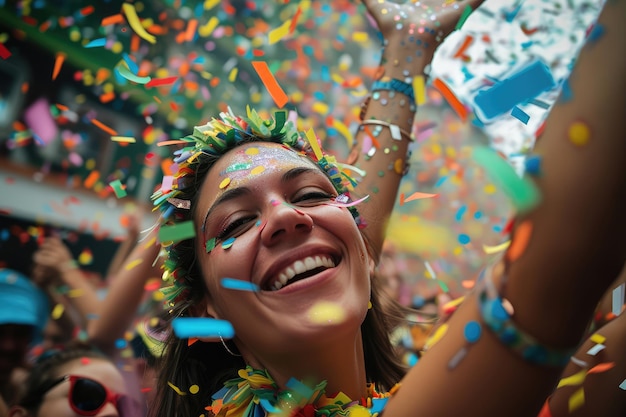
[172,318,235,339]
[220,278,259,292]
[473,60,556,122]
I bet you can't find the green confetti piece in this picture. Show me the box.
[159,221,196,244]
[206,237,216,253]
[109,179,127,198]
[455,5,473,30]
[472,147,540,212]
[437,279,449,293]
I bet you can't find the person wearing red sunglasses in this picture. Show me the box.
[8,346,144,417]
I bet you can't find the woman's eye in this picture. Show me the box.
[217,216,255,239]
[294,192,335,204]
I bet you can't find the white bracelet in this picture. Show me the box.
[360,119,413,142]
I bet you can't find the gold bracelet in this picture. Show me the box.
[360,119,413,142]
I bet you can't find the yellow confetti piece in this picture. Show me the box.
[111,136,137,143]
[51,303,65,320]
[251,166,265,175]
[305,128,323,160]
[245,147,259,155]
[228,67,238,82]
[219,177,231,189]
[482,240,511,254]
[568,121,590,146]
[167,381,187,396]
[312,102,329,115]
[413,75,427,106]
[332,118,354,150]
[557,369,587,388]
[351,31,368,43]
[124,258,143,271]
[483,184,497,194]
[204,0,220,10]
[268,20,291,45]
[122,3,156,44]
[424,323,448,350]
[307,302,346,325]
[589,333,606,344]
[568,387,585,412]
[189,384,200,394]
[68,289,83,298]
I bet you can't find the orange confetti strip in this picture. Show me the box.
[157,140,186,147]
[101,14,125,26]
[400,191,438,205]
[99,92,115,103]
[91,119,118,136]
[251,61,288,108]
[432,78,468,122]
[83,171,100,189]
[506,220,533,262]
[289,6,303,34]
[587,362,615,374]
[453,34,474,59]
[185,19,198,42]
[131,34,140,53]
[52,52,66,81]
[56,103,69,112]
[363,125,381,149]
[80,5,95,16]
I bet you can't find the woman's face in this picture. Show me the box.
[35,358,126,417]
[195,142,372,359]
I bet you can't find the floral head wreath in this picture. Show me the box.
[151,106,365,307]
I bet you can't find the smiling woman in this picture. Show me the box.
[147,0,626,416]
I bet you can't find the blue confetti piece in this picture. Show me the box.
[84,38,106,48]
[504,4,522,22]
[528,98,550,109]
[371,398,389,414]
[587,23,604,43]
[259,399,282,414]
[524,155,542,176]
[455,205,467,222]
[171,318,235,339]
[434,176,449,188]
[511,106,530,125]
[560,79,573,102]
[474,60,556,122]
[222,236,236,249]
[473,211,483,220]
[464,321,482,343]
[122,53,139,74]
[114,338,127,349]
[285,378,314,400]
[220,278,259,292]
[458,234,471,245]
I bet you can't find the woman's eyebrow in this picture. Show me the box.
[202,187,252,231]
[281,166,320,183]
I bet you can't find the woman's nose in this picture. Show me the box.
[260,200,314,246]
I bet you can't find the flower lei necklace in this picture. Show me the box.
[207,366,400,417]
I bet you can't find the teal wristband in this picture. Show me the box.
[477,268,576,368]
[371,78,415,102]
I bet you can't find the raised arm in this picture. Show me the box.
[385,1,626,416]
[32,237,101,327]
[87,228,162,354]
[353,0,484,262]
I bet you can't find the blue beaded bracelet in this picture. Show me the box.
[476,266,576,368]
[371,78,415,102]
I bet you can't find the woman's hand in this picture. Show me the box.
[362,0,485,74]
[33,237,76,273]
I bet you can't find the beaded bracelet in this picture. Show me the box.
[360,119,413,142]
[371,78,415,102]
[477,266,576,368]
